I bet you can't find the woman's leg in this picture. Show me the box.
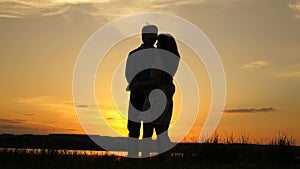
[155,97,173,160]
[155,124,172,161]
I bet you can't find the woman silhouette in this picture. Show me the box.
[141,33,180,158]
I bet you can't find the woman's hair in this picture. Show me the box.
[157,34,180,58]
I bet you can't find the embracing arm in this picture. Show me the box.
[129,69,162,90]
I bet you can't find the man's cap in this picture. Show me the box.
[142,24,158,34]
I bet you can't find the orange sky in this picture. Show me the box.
[0,0,299,145]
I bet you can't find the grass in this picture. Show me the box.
[0,133,299,169]
[0,148,299,169]
[202,131,296,146]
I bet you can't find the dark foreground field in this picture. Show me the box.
[0,134,300,169]
[0,148,299,169]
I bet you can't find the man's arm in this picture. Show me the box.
[125,52,138,91]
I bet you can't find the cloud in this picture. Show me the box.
[0,124,64,134]
[145,0,203,9]
[289,1,300,18]
[0,118,26,124]
[75,103,112,109]
[54,0,110,4]
[75,102,118,110]
[0,117,82,134]
[288,63,300,68]
[149,0,240,8]
[275,63,300,78]
[224,107,277,113]
[0,1,67,18]
[276,71,300,78]
[66,128,77,131]
[17,96,47,104]
[76,105,90,108]
[61,101,74,105]
[242,60,269,69]
[0,0,241,19]
[16,96,77,120]
[0,0,112,19]
[0,124,28,130]
[17,96,70,106]
[23,113,36,116]
[106,117,114,120]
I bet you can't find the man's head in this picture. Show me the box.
[141,25,158,47]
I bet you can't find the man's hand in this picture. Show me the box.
[129,82,136,91]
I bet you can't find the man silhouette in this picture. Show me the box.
[125,24,158,158]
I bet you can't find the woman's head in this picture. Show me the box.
[157,34,180,57]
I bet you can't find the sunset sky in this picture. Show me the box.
[0,0,299,145]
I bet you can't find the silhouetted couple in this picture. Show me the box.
[125,25,180,158]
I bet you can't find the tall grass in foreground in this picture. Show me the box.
[202,131,296,146]
[0,147,299,169]
[192,132,298,166]
[0,133,299,169]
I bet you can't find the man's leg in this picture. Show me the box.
[142,122,154,158]
[127,91,145,158]
[128,120,141,158]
